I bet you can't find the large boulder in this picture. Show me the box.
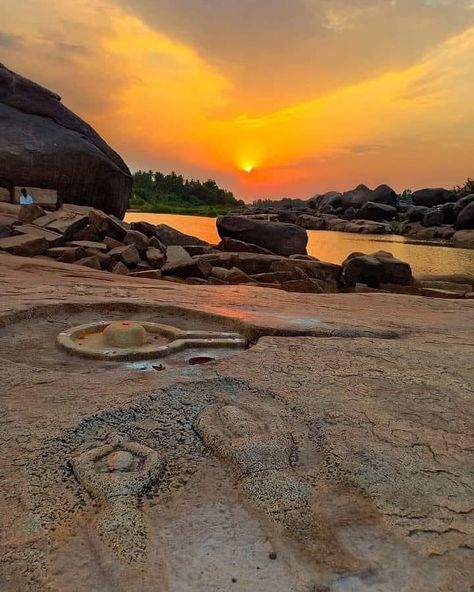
[277,210,299,224]
[342,251,413,287]
[456,200,474,230]
[296,214,326,230]
[405,205,429,222]
[340,184,372,210]
[358,202,397,222]
[153,224,208,247]
[371,184,398,207]
[217,216,308,256]
[453,194,474,220]
[217,237,275,255]
[452,229,474,247]
[339,184,397,211]
[0,63,131,218]
[411,188,455,208]
[308,191,342,213]
[0,233,48,256]
[422,203,455,227]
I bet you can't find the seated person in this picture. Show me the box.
[19,187,34,205]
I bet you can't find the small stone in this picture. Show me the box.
[110,261,129,275]
[124,229,149,252]
[73,224,101,242]
[164,245,192,267]
[76,255,101,270]
[146,247,165,268]
[46,213,88,239]
[269,552,277,560]
[103,236,124,250]
[109,244,140,266]
[0,234,48,256]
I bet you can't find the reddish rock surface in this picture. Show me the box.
[0,253,472,591]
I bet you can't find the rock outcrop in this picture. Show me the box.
[0,63,131,218]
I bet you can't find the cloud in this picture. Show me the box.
[114,0,474,113]
[349,144,387,154]
[54,41,89,55]
[0,0,134,115]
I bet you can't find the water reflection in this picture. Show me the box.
[125,212,474,276]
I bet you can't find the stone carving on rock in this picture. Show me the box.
[195,403,361,573]
[71,434,164,563]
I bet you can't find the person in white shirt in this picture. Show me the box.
[20,187,34,205]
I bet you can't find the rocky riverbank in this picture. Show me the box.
[1,203,473,300]
[236,184,474,248]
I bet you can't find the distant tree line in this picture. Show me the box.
[131,170,243,216]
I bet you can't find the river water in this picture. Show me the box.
[125,212,474,276]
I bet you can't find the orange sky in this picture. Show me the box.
[1,0,474,201]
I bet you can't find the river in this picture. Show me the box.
[125,212,474,276]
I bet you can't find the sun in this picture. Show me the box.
[241,163,254,173]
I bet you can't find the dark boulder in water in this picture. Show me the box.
[217,215,308,256]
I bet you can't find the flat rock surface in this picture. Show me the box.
[0,253,472,592]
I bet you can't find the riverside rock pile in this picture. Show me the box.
[1,206,473,299]
[236,184,474,247]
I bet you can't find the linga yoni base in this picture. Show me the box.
[57,319,246,361]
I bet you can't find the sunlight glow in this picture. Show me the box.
[3,0,472,199]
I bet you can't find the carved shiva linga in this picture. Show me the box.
[57,319,246,361]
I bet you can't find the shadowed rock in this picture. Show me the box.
[217,215,308,256]
[343,250,413,287]
[412,188,456,208]
[0,63,131,218]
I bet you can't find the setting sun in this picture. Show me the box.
[242,164,254,173]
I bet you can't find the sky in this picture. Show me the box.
[1,0,474,201]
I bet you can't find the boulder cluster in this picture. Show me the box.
[238,184,474,247]
[0,207,473,299]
